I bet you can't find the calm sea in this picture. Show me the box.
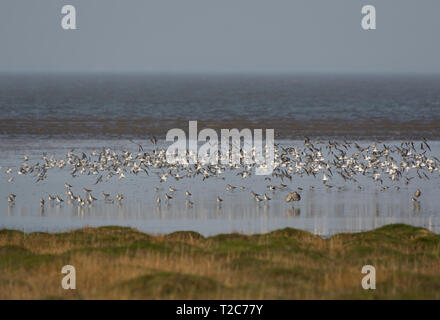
[1,74,440,235]
[0,73,439,139]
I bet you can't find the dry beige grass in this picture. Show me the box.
[1,224,440,299]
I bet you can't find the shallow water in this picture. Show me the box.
[0,137,439,236]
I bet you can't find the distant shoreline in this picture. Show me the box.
[1,118,440,141]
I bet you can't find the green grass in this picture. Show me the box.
[0,223,439,299]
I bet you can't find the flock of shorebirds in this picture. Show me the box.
[3,137,438,210]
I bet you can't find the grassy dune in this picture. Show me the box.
[0,224,440,299]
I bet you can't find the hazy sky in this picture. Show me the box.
[1,0,439,73]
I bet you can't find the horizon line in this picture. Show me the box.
[1,70,440,76]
